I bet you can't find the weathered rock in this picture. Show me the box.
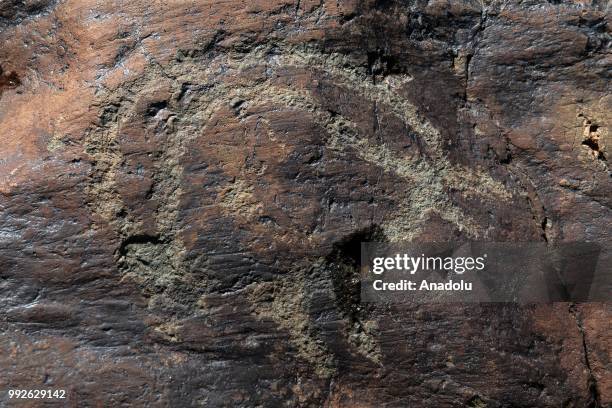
[0,0,609,406]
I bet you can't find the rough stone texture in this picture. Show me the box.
[0,0,610,406]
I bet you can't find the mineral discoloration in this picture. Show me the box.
[0,0,610,406]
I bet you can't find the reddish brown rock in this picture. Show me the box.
[0,0,609,406]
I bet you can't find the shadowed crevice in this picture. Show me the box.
[569,304,601,408]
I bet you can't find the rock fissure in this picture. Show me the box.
[569,304,601,408]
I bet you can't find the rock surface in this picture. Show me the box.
[0,0,610,406]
